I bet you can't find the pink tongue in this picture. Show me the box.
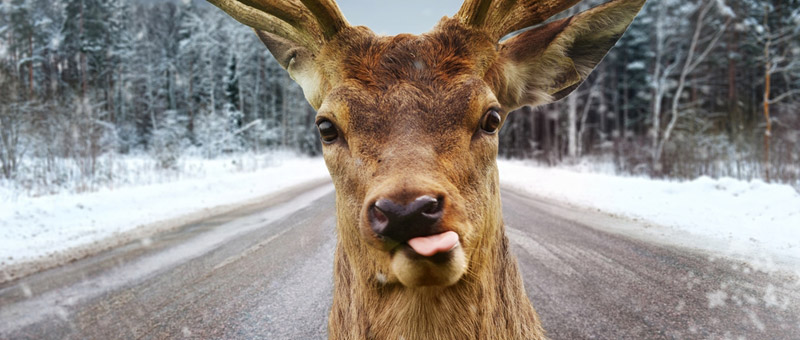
[407,231,459,257]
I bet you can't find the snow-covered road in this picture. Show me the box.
[1,183,797,339]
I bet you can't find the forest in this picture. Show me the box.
[0,0,798,195]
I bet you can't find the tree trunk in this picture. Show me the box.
[282,77,288,148]
[727,27,738,137]
[108,71,115,123]
[622,62,628,140]
[529,106,536,157]
[188,59,194,138]
[79,3,87,98]
[28,33,34,98]
[651,2,666,166]
[567,91,577,158]
[578,81,599,158]
[655,1,727,174]
[763,39,771,183]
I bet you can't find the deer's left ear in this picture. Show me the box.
[488,0,645,110]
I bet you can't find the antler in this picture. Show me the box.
[207,0,349,52]
[456,0,582,40]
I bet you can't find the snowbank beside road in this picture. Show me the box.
[4,155,798,282]
[498,160,800,268]
[0,156,329,281]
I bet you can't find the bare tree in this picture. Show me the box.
[755,4,800,182]
[0,72,28,179]
[577,74,605,158]
[649,0,677,169]
[567,87,578,159]
[653,0,730,173]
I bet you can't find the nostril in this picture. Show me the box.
[372,204,388,224]
[370,203,389,236]
[420,196,443,216]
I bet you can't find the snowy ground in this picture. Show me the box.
[3,156,799,282]
[0,154,329,282]
[498,159,800,270]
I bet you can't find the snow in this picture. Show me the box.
[3,155,799,280]
[0,155,329,275]
[714,0,736,18]
[498,160,800,269]
[626,61,646,71]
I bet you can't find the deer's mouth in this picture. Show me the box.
[406,231,460,257]
[389,231,467,287]
[360,183,469,287]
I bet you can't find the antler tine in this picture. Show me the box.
[208,0,347,53]
[299,0,350,41]
[493,0,582,38]
[457,0,583,40]
[455,0,495,28]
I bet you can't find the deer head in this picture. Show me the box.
[210,0,643,336]
[211,0,642,285]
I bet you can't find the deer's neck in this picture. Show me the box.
[328,223,546,340]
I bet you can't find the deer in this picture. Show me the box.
[208,0,644,338]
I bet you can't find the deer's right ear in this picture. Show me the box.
[255,30,324,108]
[487,0,644,110]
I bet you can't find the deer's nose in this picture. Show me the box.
[370,195,443,243]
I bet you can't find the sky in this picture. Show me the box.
[324,1,464,35]
[156,0,463,35]
[187,0,465,35]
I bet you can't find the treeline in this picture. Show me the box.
[0,0,316,184]
[1,0,799,189]
[500,0,799,184]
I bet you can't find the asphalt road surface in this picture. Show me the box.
[1,181,799,339]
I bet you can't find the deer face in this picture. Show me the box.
[314,23,506,286]
[209,0,645,287]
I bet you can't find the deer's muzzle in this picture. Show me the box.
[361,180,468,287]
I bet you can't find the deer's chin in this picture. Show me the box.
[390,243,467,287]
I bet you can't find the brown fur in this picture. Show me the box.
[209,0,645,339]
[317,21,546,338]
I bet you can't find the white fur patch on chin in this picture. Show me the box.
[375,272,387,285]
[390,245,467,287]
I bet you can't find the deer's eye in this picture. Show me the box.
[480,109,501,134]
[317,119,339,143]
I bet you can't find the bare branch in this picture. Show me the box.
[768,89,800,104]
[687,20,728,71]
